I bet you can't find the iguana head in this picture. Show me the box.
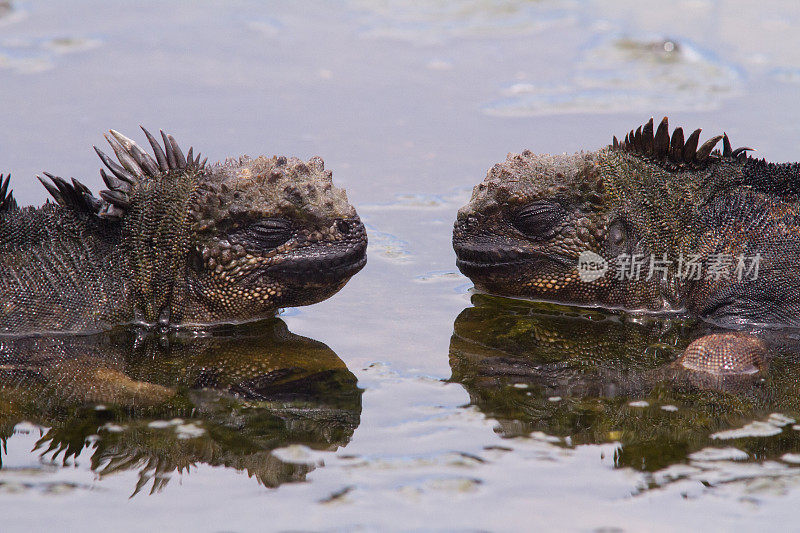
[41,128,367,327]
[453,148,614,304]
[453,117,744,309]
[181,153,366,325]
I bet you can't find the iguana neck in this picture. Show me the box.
[601,149,710,259]
[122,170,200,326]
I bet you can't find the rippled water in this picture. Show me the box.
[2,0,800,530]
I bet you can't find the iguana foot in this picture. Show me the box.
[676,332,767,375]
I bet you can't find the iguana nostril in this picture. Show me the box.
[336,219,351,234]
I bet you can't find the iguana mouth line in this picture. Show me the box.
[266,251,367,281]
[456,257,528,269]
[455,251,573,271]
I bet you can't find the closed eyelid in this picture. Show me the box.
[227,219,294,249]
[511,201,566,237]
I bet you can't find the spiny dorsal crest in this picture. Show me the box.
[38,127,204,221]
[0,174,17,213]
[36,172,101,214]
[611,117,753,169]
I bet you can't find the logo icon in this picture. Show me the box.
[577,251,608,282]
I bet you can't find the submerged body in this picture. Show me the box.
[0,129,367,334]
[454,117,800,373]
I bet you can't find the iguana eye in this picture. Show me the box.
[512,201,565,238]
[228,218,293,250]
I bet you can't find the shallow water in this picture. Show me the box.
[2,0,800,530]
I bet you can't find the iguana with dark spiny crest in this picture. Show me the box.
[0,128,367,334]
[453,117,800,375]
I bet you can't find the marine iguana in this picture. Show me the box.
[453,117,800,375]
[0,129,367,333]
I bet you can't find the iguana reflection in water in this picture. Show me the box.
[449,294,800,477]
[0,319,362,495]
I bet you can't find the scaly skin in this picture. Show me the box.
[453,117,800,374]
[0,128,367,334]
